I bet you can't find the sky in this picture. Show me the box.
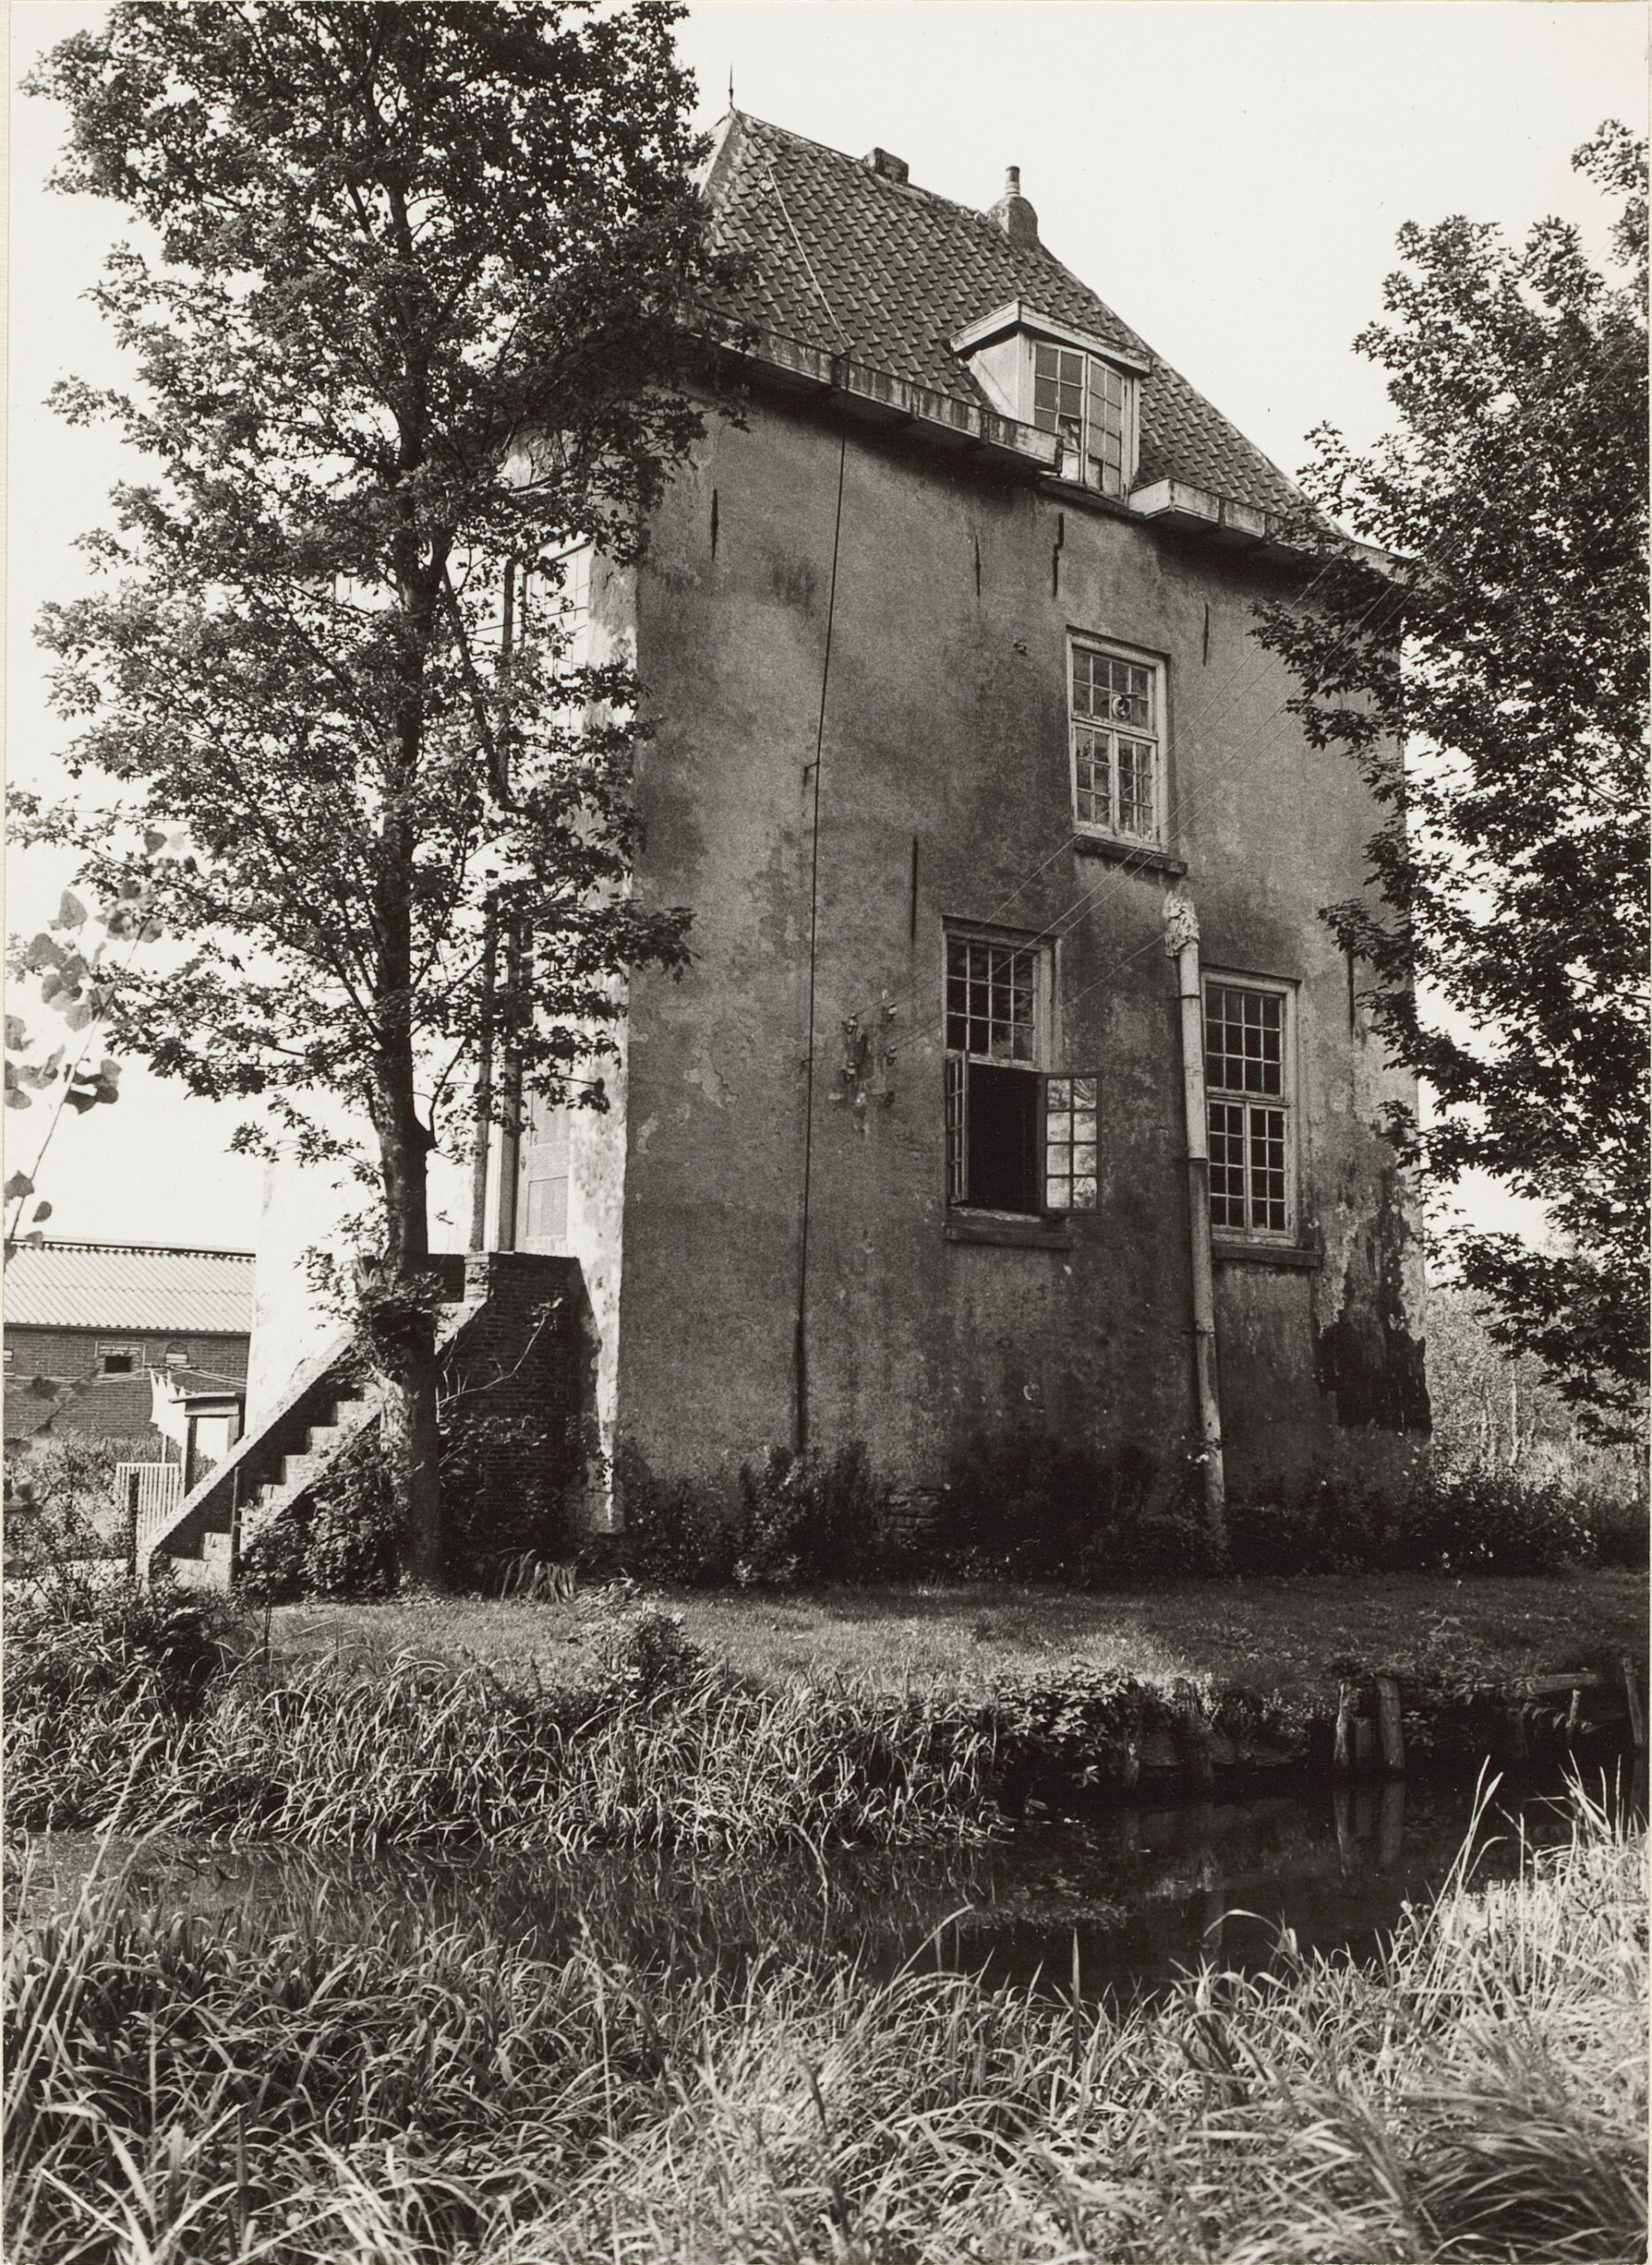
[5,0,1646,1255]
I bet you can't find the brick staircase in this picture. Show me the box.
[144,1251,595,1588]
[142,1331,377,1586]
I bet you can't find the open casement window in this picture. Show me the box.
[944,934,1096,1215]
[1204,978,1294,1235]
[1071,641,1163,844]
[1032,343,1136,495]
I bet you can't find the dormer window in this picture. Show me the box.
[952,301,1144,496]
[1033,345,1130,495]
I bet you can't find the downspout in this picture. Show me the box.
[794,419,849,1455]
[468,892,497,1253]
[494,912,524,1252]
[1164,893,1226,1555]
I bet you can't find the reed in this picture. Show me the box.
[6,1788,1642,2263]
[7,1624,997,1854]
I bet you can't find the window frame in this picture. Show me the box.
[96,1343,141,1377]
[1029,339,1140,495]
[1202,971,1298,1243]
[1068,635,1167,850]
[942,926,1098,1220]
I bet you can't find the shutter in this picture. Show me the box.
[945,1056,967,1204]
[1042,1073,1098,1211]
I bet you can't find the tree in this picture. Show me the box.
[1257,123,1648,1440]
[13,2,722,1578]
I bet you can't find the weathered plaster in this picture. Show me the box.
[603,395,1427,1495]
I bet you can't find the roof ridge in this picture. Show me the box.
[17,1240,255,1260]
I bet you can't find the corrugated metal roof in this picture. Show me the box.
[4,1241,255,1334]
[703,114,1306,518]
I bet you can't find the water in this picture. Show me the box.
[15,1768,1637,2001]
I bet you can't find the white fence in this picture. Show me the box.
[118,1463,185,1559]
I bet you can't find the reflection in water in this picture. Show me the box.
[16,1770,1638,2003]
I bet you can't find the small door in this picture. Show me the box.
[186,1413,234,1492]
[518,1094,571,1253]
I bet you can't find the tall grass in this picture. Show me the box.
[7,1786,1643,2263]
[7,1608,997,1853]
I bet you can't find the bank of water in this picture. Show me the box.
[17,1766,1637,2002]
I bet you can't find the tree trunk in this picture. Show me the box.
[375,1061,444,1588]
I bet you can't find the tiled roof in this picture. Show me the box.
[702,113,1304,518]
[4,1241,254,1335]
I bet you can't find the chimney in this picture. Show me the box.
[862,147,910,185]
[990,165,1039,251]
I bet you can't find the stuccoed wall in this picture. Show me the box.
[604,393,1426,1501]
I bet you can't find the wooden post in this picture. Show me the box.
[1376,1675,1405,1776]
[1565,1683,1584,1739]
[1505,1704,1529,1764]
[1333,1680,1356,1774]
[1378,1778,1405,1873]
[1623,1658,1645,1753]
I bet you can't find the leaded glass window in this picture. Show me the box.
[943,935,1096,1216]
[1043,1075,1098,1212]
[1032,343,1133,495]
[1204,981,1292,1233]
[1071,643,1161,841]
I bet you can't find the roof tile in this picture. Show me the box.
[703,114,1303,518]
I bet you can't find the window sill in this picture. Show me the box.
[947,1210,1073,1250]
[1072,833,1187,878]
[1212,1238,1321,1271]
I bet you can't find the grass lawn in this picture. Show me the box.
[269,1567,1648,1705]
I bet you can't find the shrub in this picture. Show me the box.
[3,1436,154,1578]
[940,1428,1211,1583]
[437,1404,579,1590]
[238,1397,580,1604]
[1226,1457,1647,1578]
[4,1568,250,1728]
[237,1433,399,1605]
[617,1442,899,1588]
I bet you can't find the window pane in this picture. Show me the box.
[949,941,1038,1066]
[1249,1106,1287,1230]
[1210,987,1284,1094]
[1117,738,1155,837]
[1208,1099,1247,1226]
[1073,725,1109,825]
[1045,1069,1100,1211]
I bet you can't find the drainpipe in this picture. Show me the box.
[468,893,498,1254]
[1164,892,1226,1556]
[493,913,524,1252]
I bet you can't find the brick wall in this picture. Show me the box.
[440,1255,598,1526]
[4,1329,250,1445]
